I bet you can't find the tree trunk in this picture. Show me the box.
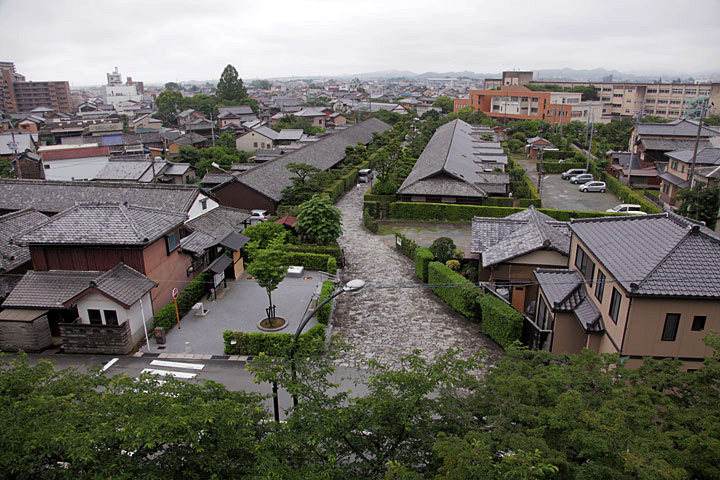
[267,289,274,327]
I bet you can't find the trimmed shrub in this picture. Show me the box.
[364,200,379,219]
[153,272,212,331]
[363,207,378,233]
[316,280,335,325]
[372,179,398,195]
[430,237,456,264]
[222,324,326,356]
[414,247,434,282]
[278,251,334,271]
[326,257,337,275]
[325,178,345,201]
[537,161,586,174]
[477,294,523,349]
[364,192,398,203]
[483,197,514,207]
[519,198,542,208]
[542,149,577,161]
[428,261,480,322]
[600,171,663,214]
[395,232,418,260]
[284,244,341,260]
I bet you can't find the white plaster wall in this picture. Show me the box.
[187,193,219,220]
[75,291,154,344]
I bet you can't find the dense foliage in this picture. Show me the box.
[477,294,524,348]
[677,184,720,229]
[414,247,434,282]
[3,335,720,479]
[222,323,325,356]
[428,261,480,321]
[295,194,343,245]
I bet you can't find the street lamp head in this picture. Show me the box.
[211,162,220,169]
[343,279,365,293]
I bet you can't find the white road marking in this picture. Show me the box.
[150,360,205,370]
[141,368,197,379]
[102,357,119,372]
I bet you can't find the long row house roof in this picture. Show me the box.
[226,118,391,202]
[398,119,509,199]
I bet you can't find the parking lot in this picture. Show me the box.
[517,159,621,212]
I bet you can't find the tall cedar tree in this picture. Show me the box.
[216,64,248,102]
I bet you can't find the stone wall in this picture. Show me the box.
[60,321,133,355]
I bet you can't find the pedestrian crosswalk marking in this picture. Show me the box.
[141,368,197,379]
[149,360,205,370]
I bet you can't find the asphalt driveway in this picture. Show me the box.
[517,158,621,212]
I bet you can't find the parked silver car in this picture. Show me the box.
[249,209,269,222]
[579,181,607,193]
[570,173,594,184]
[561,168,587,180]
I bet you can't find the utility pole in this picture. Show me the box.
[628,111,641,189]
[688,97,710,189]
[537,146,545,195]
[585,109,595,172]
[210,109,216,148]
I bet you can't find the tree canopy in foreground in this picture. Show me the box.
[1,335,719,479]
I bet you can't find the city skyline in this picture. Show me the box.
[1,0,719,86]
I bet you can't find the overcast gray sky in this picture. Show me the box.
[1,0,718,86]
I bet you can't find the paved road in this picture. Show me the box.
[331,184,504,369]
[517,158,621,212]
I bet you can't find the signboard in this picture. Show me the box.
[172,287,179,300]
[213,271,225,288]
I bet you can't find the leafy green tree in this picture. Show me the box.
[217,131,236,149]
[677,184,720,229]
[246,250,289,326]
[216,64,248,102]
[704,114,720,126]
[430,237,457,264]
[0,160,13,178]
[0,355,265,478]
[295,194,342,245]
[164,81,181,91]
[433,95,454,114]
[154,89,184,125]
[641,115,672,124]
[569,85,599,101]
[251,79,272,90]
[273,115,322,135]
[281,162,323,205]
[375,138,403,183]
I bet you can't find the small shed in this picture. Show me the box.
[0,309,53,352]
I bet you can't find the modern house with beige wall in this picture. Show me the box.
[533,213,720,370]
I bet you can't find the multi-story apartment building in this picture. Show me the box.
[0,62,72,113]
[528,79,720,121]
[454,86,582,124]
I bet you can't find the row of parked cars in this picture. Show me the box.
[561,168,646,214]
[561,168,606,193]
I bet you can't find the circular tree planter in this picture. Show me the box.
[257,317,287,331]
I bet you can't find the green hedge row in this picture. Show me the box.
[284,244,341,260]
[543,150,583,161]
[222,324,326,356]
[483,197,514,207]
[364,200,379,219]
[414,247,434,282]
[316,280,335,325]
[519,198,542,208]
[153,272,212,331]
[325,178,346,201]
[388,201,623,222]
[477,294,523,349]
[364,192,398,203]
[326,257,337,275]
[428,262,480,322]
[600,172,663,214]
[395,232,418,260]
[363,207,378,233]
[537,161,586,174]
[255,250,335,272]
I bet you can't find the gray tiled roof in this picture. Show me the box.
[2,264,155,309]
[637,119,719,138]
[640,137,709,151]
[3,270,100,308]
[164,163,193,175]
[232,118,391,202]
[19,203,186,246]
[0,209,49,272]
[534,269,603,332]
[0,179,203,214]
[218,105,254,117]
[569,213,720,297]
[665,147,720,166]
[93,160,159,181]
[84,263,157,307]
[181,206,251,254]
[398,119,510,198]
[276,129,304,141]
[658,171,689,188]
[471,206,570,267]
[201,172,234,185]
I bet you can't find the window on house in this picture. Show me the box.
[200,198,208,210]
[88,309,102,325]
[663,183,671,194]
[166,230,180,254]
[609,288,622,324]
[691,316,706,331]
[662,313,680,341]
[104,310,119,326]
[537,298,551,330]
[253,142,258,148]
[595,270,606,301]
[574,245,595,280]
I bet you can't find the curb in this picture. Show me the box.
[133,352,252,362]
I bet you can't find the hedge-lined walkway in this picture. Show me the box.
[331,184,504,369]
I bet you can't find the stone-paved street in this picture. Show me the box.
[331,184,504,369]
